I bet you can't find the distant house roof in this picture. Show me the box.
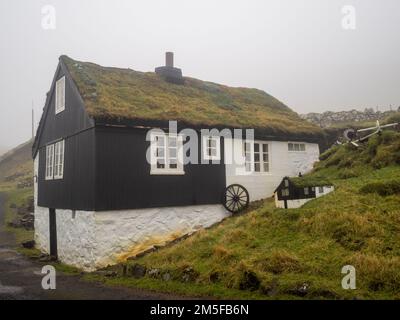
[60,55,323,141]
[278,176,334,189]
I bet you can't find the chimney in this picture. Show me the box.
[155,52,183,84]
[165,52,174,68]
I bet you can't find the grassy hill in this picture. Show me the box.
[0,139,34,244]
[96,130,400,299]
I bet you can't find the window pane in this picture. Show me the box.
[304,187,309,195]
[288,143,293,151]
[168,147,177,158]
[157,147,165,157]
[263,144,268,152]
[210,148,217,157]
[263,153,268,162]
[294,144,300,151]
[254,163,260,172]
[156,160,165,169]
[300,144,305,151]
[263,163,269,172]
[254,144,259,152]
[156,136,165,146]
[169,137,177,147]
[209,139,216,148]
[254,153,260,162]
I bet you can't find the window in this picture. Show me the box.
[45,144,54,180]
[244,142,252,172]
[151,133,184,175]
[203,136,220,161]
[55,76,65,114]
[281,188,289,197]
[318,186,324,193]
[45,140,65,180]
[284,179,289,187]
[54,140,65,179]
[242,141,269,173]
[288,143,306,152]
[304,187,309,195]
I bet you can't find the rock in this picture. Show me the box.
[147,268,160,278]
[38,254,57,262]
[162,272,171,281]
[287,282,309,297]
[129,264,147,278]
[95,270,117,277]
[21,240,35,249]
[181,266,198,283]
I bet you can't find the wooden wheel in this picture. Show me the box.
[223,184,249,214]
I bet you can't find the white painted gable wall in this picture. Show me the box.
[224,138,320,201]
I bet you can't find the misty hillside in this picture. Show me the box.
[0,139,33,190]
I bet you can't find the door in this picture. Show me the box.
[49,208,58,257]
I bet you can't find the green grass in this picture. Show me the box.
[102,131,400,300]
[2,188,34,244]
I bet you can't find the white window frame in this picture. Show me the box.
[150,132,184,175]
[242,140,270,174]
[55,76,65,114]
[45,144,55,180]
[288,142,306,152]
[202,135,220,161]
[54,140,65,180]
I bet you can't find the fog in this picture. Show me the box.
[1,0,399,150]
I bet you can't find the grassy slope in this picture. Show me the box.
[102,131,400,300]
[62,56,322,139]
[0,140,34,244]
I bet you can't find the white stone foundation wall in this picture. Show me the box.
[34,204,229,271]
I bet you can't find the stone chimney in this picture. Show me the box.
[155,52,183,84]
[165,52,174,68]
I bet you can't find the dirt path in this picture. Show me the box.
[0,193,185,300]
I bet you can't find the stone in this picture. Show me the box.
[129,264,147,278]
[95,270,117,277]
[162,272,171,281]
[147,268,160,278]
[21,240,35,249]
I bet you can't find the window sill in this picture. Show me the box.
[150,170,185,176]
[55,108,65,115]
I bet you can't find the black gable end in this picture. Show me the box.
[32,58,94,158]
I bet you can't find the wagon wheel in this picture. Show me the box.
[223,184,249,214]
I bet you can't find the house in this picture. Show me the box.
[32,53,323,271]
[274,176,334,209]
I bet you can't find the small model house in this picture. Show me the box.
[33,53,323,270]
[274,176,334,209]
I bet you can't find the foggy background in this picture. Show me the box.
[1,0,399,152]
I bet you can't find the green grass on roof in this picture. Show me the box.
[289,176,333,188]
[61,55,322,139]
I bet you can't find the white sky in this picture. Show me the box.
[0,0,399,149]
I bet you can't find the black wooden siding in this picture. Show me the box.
[36,66,93,148]
[276,178,316,201]
[94,126,226,211]
[38,128,96,210]
[37,63,95,210]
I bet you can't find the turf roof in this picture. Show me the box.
[61,55,323,140]
[289,176,333,188]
